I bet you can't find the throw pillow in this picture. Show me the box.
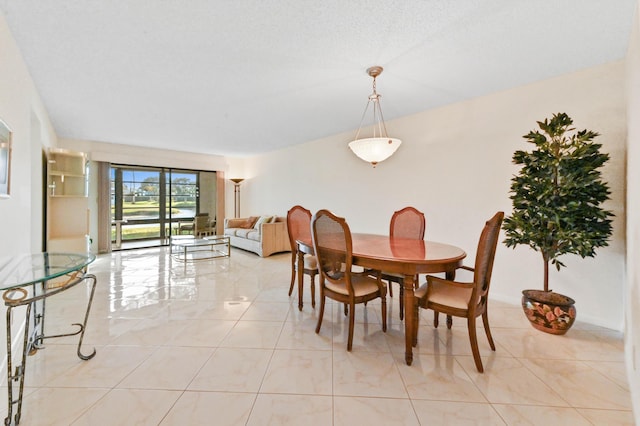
[240,216,259,229]
[253,215,273,229]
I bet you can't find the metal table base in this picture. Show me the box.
[1,254,97,425]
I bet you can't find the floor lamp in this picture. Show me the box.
[230,178,244,218]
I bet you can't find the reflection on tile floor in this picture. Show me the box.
[1,247,634,425]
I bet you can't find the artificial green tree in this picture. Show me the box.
[502,112,614,293]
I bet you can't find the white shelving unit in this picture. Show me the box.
[47,148,90,252]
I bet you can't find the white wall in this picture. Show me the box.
[242,61,627,331]
[0,13,56,257]
[0,11,60,380]
[28,112,43,251]
[625,4,640,422]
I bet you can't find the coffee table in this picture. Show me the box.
[170,235,230,261]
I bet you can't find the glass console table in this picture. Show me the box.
[0,253,97,425]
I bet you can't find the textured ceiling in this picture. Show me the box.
[0,0,636,156]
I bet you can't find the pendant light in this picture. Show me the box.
[348,66,401,167]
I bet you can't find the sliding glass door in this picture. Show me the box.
[110,165,214,249]
[164,170,197,238]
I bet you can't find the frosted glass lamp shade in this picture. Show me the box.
[348,137,402,167]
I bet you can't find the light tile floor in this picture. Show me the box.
[1,247,634,425]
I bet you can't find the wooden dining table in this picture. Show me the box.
[296,233,466,365]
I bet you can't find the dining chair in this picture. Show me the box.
[381,206,426,320]
[178,220,194,235]
[194,214,215,237]
[412,211,503,373]
[312,209,387,351]
[179,213,208,235]
[287,205,318,309]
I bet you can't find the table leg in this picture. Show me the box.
[5,301,31,426]
[30,274,98,360]
[297,248,304,311]
[403,274,415,365]
[74,274,98,360]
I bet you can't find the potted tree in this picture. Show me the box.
[502,112,614,335]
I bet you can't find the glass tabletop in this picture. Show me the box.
[171,238,223,247]
[0,252,95,291]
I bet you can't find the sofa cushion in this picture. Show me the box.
[235,228,254,238]
[223,228,237,237]
[246,230,261,241]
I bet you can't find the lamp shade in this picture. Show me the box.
[348,137,402,167]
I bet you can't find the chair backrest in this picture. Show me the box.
[472,211,504,306]
[287,205,313,249]
[194,215,210,232]
[390,207,425,240]
[311,209,354,293]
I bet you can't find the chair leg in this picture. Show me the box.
[347,302,356,351]
[344,303,348,316]
[315,295,325,334]
[388,280,393,297]
[310,274,316,309]
[434,311,439,328]
[446,315,453,329]
[288,257,296,297]
[412,303,420,347]
[381,295,387,332]
[482,312,496,351]
[467,316,484,373]
[399,284,404,320]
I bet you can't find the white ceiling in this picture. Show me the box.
[0,0,636,157]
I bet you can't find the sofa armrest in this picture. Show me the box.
[259,220,291,256]
[259,220,282,233]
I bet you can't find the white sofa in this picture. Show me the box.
[224,216,291,257]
